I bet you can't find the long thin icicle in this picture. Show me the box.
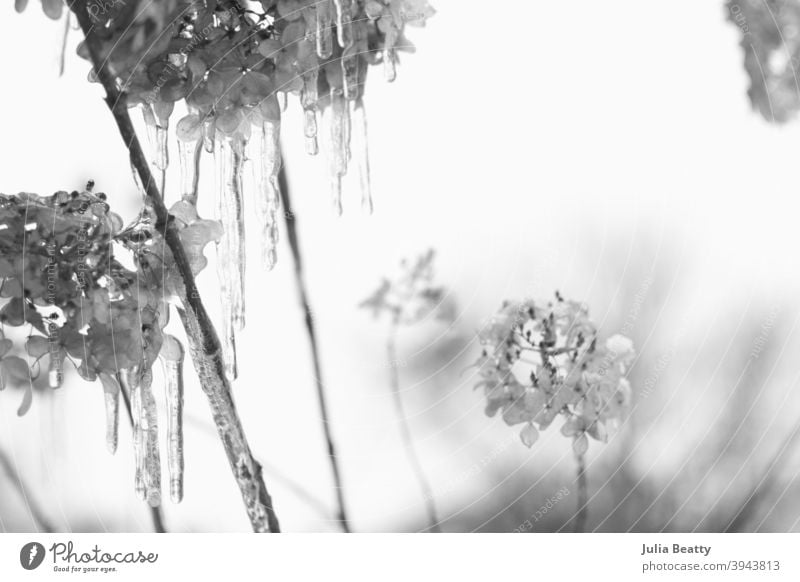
[155,124,169,172]
[215,136,247,380]
[160,335,185,504]
[121,366,162,507]
[178,138,202,205]
[333,0,353,49]
[329,88,350,215]
[302,70,320,156]
[141,104,157,160]
[254,121,282,270]
[100,373,120,455]
[121,367,147,501]
[140,368,162,507]
[351,99,373,214]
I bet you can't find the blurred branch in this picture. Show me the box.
[0,446,55,533]
[573,453,588,533]
[387,326,441,532]
[279,162,351,532]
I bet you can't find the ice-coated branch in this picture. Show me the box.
[70,2,279,533]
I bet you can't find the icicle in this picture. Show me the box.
[202,116,215,154]
[304,109,319,156]
[302,71,320,156]
[351,100,373,214]
[141,104,157,159]
[48,351,63,389]
[215,136,247,380]
[104,390,119,453]
[342,44,361,101]
[121,366,162,507]
[278,91,288,112]
[315,0,334,59]
[178,138,202,205]
[329,88,350,215]
[256,121,283,270]
[121,368,147,501]
[332,0,353,49]
[140,368,162,507]
[160,335,185,504]
[155,125,169,172]
[100,374,119,455]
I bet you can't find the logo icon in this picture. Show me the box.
[19,542,45,570]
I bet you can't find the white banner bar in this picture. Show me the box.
[0,534,797,581]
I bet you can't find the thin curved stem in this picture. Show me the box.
[574,453,588,533]
[279,165,351,532]
[387,326,441,532]
[70,3,279,532]
[118,379,167,533]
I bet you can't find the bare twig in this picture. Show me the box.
[117,378,167,534]
[70,3,279,532]
[279,164,351,532]
[574,453,588,533]
[0,446,55,533]
[387,326,441,532]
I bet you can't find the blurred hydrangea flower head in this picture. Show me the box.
[474,294,634,454]
[727,0,800,122]
[360,249,455,326]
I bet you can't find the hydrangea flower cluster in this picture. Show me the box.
[726,0,800,122]
[360,248,455,326]
[67,0,435,215]
[0,185,218,507]
[474,295,634,454]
